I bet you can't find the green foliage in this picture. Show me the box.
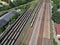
[15,0,26,5]
[52,39,58,45]
[0,0,33,11]
[9,13,20,25]
[52,11,60,23]
[1,0,9,3]
[9,2,15,8]
[0,26,5,34]
[52,0,60,23]
[0,5,10,11]
[26,0,33,2]
[52,0,60,8]
[58,38,60,40]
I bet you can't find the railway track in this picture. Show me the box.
[37,0,46,45]
[0,0,51,45]
[37,0,51,45]
[28,0,51,45]
[28,0,45,45]
[0,7,29,40]
[0,5,36,45]
[21,0,43,45]
[30,0,43,27]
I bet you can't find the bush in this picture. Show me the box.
[52,11,60,23]
[0,0,33,11]
[52,0,60,23]
[53,39,58,45]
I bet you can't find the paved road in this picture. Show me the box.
[29,1,45,45]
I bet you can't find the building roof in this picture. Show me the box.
[0,10,17,27]
[0,19,7,27]
[0,10,17,21]
[56,24,60,35]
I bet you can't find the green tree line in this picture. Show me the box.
[52,0,60,23]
